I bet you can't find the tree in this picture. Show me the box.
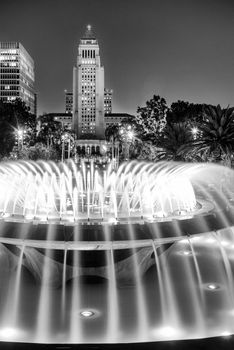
[157,122,194,161]
[17,142,61,161]
[36,115,64,147]
[0,99,37,159]
[182,105,234,166]
[105,119,142,161]
[105,123,121,143]
[136,95,168,143]
[135,141,159,161]
[35,115,77,161]
[166,100,204,125]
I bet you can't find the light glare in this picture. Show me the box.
[0,327,20,339]
[80,310,94,318]
[207,284,220,290]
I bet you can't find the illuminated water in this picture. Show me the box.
[0,160,234,344]
[0,160,197,221]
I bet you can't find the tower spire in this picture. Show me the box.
[83,24,95,39]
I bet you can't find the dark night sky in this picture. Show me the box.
[0,0,234,116]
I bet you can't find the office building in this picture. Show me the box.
[0,42,35,113]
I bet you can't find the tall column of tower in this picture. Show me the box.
[95,60,105,139]
[72,66,78,131]
[72,25,105,140]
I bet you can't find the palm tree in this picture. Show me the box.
[105,124,120,143]
[157,122,193,161]
[105,123,120,156]
[105,122,141,161]
[183,105,234,166]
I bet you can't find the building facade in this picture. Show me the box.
[0,42,35,113]
[72,25,105,139]
[104,88,112,114]
[64,87,113,117]
[105,113,134,128]
[42,112,134,131]
[65,90,73,114]
[42,112,72,130]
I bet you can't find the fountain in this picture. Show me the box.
[1,159,234,346]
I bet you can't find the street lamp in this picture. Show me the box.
[191,127,199,139]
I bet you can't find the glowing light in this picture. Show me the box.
[191,127,198,134]
[0,327,21,339]
[207,284,220,290]
[152,326,179,339]
[146,215,155,222]
[221,331,231,337]
[17,129,23,138]
[191,127,199,139]
[127,130,134,139]
[67,216,75,222]
[183,250,192,256]
[205,237,216,244]
[80,310,94,318]
[221,240,229,247]
[179,239,189,244]
[108,217,118,224]
[191,236,202,242]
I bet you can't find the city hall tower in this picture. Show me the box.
[72,25,105,139]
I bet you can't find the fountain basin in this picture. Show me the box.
[0,160,234,345]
